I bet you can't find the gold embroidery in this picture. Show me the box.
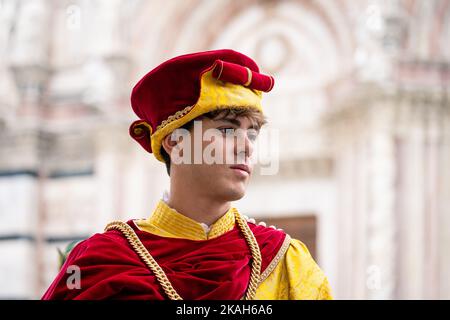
[156,105,194,132]
[259,234,291,284]
[136,199,235,240]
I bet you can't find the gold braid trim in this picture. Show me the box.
[234,210,262,300]
[104,221,182,300]
[259,234,291,283]
[104,212,262,300]
[156,105,194,132]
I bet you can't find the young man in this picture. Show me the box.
[42,49,332,300]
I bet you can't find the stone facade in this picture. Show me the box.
[0,0,449,299]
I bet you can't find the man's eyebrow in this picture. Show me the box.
[216,118,261,131]
[216,118,241,127]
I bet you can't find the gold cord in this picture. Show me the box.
[104,210,262,300]
[234,210,261,300]
[104,220,182,300]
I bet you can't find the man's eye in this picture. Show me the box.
[248,132,258,141]
[218,128,235,135]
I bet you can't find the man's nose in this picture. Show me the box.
[234,130,254,160]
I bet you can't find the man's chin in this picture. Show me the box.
[224,188,246,201]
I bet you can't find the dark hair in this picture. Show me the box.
[160,107,267,176]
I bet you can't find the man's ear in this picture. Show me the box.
[161,133,178,157]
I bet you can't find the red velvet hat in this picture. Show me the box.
[129,49,274,162]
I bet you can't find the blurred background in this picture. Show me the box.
[0,0,449,299]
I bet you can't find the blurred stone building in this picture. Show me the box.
[0,0,449,299]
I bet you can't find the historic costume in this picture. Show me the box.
[42,49,332,300]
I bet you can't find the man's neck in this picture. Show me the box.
[166,189,231,227]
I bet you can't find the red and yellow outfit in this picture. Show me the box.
[42,200,332,300]
[42,49,333,300]
[135,200,332,300]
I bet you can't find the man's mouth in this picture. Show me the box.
[229,164,251,175]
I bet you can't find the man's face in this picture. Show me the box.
[171,114,260,202]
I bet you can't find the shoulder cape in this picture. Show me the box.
[42,220,290,300]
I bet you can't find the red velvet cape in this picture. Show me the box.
[42,220,287,300]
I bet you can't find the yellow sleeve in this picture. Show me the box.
[285,239,333,300]
[255,238,333,300]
